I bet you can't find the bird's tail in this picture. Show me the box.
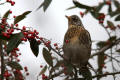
[79,66,92,80]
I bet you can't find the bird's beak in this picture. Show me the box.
[65,15,70,20]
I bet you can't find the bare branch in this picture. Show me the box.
[92,72,120,78]
[91,38,120,58]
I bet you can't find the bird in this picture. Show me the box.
[63,15,92,79]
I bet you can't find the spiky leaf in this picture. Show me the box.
[95,2,105,12]
[66,6,76,10]
[6,61,23,70]
[43,48,53,66]
[6,32,24,54]
[37,0,52,12]
[29,38,39,57]
[14,11,31,24]
[107,20,115,27]
[115,15,120,21]
[113,0,120,8]
[39,65,47,76]
[3,10,10,18]
[73,0,93,10]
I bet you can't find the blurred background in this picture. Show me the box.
[1,0,120,80]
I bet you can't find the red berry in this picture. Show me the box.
[11,24,13,27]
[47,41,51,44]
[19,53,21,55]
[117,24,120,28]
[104,56,107,60]
[26,73,29,76]
[101,64,105,68]
[106,1,111,5]
[36,32,39,35]
[17,59,20,62]
[2,32,7,37]
[11,29,14,32]
[104,66,107,68]
[14,48,19,51]
[6,0,10,2]
[40,65,43,68]
[39,37,43,40]
[22,26,26,30]
[54,43,57,46]
[15,24,18,27]
[34,30,37,33]
[15,54,18,57]
[29,31,34,34]
[65,40,69,43]
[56,46,58,50]
[1,25,5,29]
[99,20,103,24]
[23,32,28,36]
[80,12,84,17]
[11,1,15,6]
[9,10,12,13]
[36,36,39,39]
[37,40,41,44]
[24,38,27,41]
[13,15,16,18]
[24,66,28,72]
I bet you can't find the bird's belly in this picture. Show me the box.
[63,43,89,66]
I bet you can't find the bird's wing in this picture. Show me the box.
[79,28,91,49]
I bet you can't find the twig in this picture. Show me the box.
[92,72,120,78]
[105,54,120,63]
[48,70,64,79]
[91,38,120,58]
[0,40,5,80]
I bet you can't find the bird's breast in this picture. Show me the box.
[70,36,79,45]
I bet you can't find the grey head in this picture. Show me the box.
[65,15,84,27]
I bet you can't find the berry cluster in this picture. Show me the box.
[6,0,15,6]
[24,66,29,76]
[98,13,105,24]
[42,74,48,80]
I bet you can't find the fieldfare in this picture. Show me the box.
[63,15,92,79]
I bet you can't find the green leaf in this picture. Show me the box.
[6,61,23,70]
[107,20,115,27]
[90,11,103,19]
[108,36,116,41]
[115,15,120,21]
[73,0,93,10]
[108,4,112,13]
[6,32,24,54]
[109,9,120,17]
[14,11,31,24]
[95,2,105,12]
[97,41,106,48]
[113,0,120,8]
[13,70,23,80]
[0,35,9,40]
[3,10,10,18]
[66,6,77,10]
[37,0,52,12]
[43,48,53,66]
[29,38,39,57]
[39,65,47,76]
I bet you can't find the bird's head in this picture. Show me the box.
[65,15,83,28]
